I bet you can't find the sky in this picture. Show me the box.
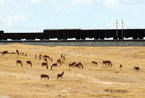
[0,0,145,32]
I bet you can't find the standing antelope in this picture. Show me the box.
[61,55,66,61]
[57,71,64,80]
[16,50,19,55]
[39,54,42,60]
[134,66,140,72]
[120,64,123,71]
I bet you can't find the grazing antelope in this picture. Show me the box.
[1,51,8,55]
[42,62,48,69]
[26,61,32,67]
[134,66,140,72]
[43,55,50,58]
[16,60,23,67]
[74,62,83,69]
[41,74,49,80]
[69,62,76,67]
[43,55,53,62]
[51,63,58,70]
[92,61,98,66]
[103,60,112,67]
[57,71,64,80]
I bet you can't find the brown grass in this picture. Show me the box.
[0,44,145,98]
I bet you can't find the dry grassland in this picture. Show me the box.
[0,44,145,98]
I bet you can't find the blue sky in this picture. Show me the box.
[0,0,145,32]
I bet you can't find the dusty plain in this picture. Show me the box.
[0,44,145,98]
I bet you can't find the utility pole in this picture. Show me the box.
[122,20,124,40]
[116,20,118,40]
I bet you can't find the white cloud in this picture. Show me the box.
[0,0,5,3]
[0,0,11,4]
[3,14,26,27]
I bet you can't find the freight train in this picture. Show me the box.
[0,29,145,40]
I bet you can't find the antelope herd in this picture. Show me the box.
[0,49,141,81]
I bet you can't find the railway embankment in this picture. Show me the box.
[0,40,145,46]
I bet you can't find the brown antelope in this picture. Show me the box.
[57,71,64,80]
[26,61,32,67]
[39,54,42,60]
[43,55,50,59]
[134,66,140,72]
[92,61,98,66]
[42,62,48,69]
[120,64,123,71]
[44,58,47,63]
[51,63,58,70]
[1,51,8,55]
[25,53,27,56]
[74,62,83,69]
[16,50,19,55]
[21,53,27,56]
[61,55,66,61]
[16,60,23,67]
[49,58,53,62]
[69,62,76,67]
[103,60,112,67]
[43,55,53,62]
[22,53,24,56]
[35,54,37,59]
[41,74,49,80]
[57,59,64,65]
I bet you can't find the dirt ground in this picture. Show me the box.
[0,44,145,98]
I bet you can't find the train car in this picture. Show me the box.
[115,29,145,40]
[82,29,116,40]
[0,30,4,39]
[1,32,43,40]
[59,29,81,39]
[43,29,81,39]
[0,29,145,40]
